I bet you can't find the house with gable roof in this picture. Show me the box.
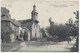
[1,7,30,43]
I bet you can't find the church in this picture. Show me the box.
[19,5,41,40]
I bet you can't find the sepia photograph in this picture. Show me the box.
[1,0,79,52]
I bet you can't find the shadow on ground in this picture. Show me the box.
[25,41,58,47]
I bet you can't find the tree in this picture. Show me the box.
[47,17,69,41]
[49,17,54,27]
[66,18,73,27]
[65,18,74,37]
[40,28,47,38]
[73,11,79,51]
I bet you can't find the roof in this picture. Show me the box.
[18,19,39,23]
[1,7,22,27]
[1,16,12,21]
[1,7,9,13]
[2,17,22,27]
[1,7,11,21]
[18,19,32,23]
[13,20,22,27]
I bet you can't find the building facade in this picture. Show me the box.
[1,7,16,43]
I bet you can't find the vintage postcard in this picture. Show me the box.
[1,0,79,52]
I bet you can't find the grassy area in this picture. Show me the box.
[1,40,22,52]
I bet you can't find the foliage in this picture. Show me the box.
[46,23,69,41]
[40,28,47,38]
[71,11,79,52]
[46,16,78,42]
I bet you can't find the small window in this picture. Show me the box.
[1,14,5,17]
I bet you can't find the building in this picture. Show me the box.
[1,7,16,43]
[1,7,30,43]
[19,5,41,40]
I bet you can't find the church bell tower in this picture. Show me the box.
[31,5,39,40]
[31,5,38,21]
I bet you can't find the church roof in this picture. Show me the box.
[18,19,39,23]
[18,19,32,23]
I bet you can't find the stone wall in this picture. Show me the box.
[1,21,17,43]
[10,22,16,42]
[1,21,11,43]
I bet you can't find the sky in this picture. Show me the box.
[1,0,79,28]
